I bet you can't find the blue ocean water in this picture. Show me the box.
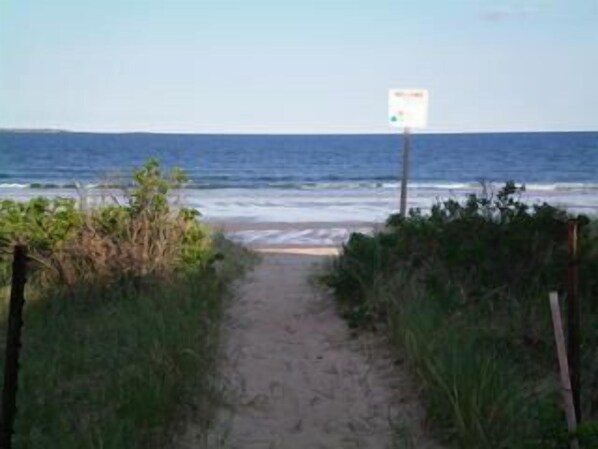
[1,131,597,245]
[1,132,597,188]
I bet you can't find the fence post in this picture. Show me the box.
[549,292,579,449]
[0,245,28,449]
[567,219,581,422]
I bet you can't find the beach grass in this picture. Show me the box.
[321,182,598,448]
[0,160,253,448]
[8,269,223,448]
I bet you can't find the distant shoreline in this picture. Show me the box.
[0,128,70,134]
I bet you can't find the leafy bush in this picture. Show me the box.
[0,197,83,284]
[0,159,215,289]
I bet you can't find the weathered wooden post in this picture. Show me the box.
[549,292,579,449]
[567,219,581,422]
[0,245,28,449]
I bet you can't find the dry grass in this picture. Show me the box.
[43,211,210,288]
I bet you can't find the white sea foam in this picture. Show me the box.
[524,182,598,192]
[2,184,597,245]
[227,227,374,247]
[409,182,475,190]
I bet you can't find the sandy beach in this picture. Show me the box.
[209,221,378,248]
[177,248,440,449]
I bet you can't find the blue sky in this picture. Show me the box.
[1,0,597,133]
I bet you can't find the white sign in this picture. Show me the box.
[388,89,429,129]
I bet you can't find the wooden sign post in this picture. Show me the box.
[399,128,411,217]
[388,89,429,216]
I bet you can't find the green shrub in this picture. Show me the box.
[0,160,252,448]
[0,159,215,289]
[323,182,598,448]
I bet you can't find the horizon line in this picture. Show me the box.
[1,127,597,136]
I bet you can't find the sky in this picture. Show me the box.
[1,0,597,133]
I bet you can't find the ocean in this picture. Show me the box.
[1,131,597,246]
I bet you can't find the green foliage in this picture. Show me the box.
[129,158,185,216]
[0,159,212,287]
[6,248,251,449]
[0,160,251,447]
[0,197,83,283]
[0,196,83,247]
[323,182,598,448]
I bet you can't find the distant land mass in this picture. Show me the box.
[0,128,70,133]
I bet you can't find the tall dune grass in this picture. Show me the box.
[0,160,252,448]
[322,182,598,448]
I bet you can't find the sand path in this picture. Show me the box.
[178,250,439,448]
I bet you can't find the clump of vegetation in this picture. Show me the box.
[322,182,598,448]
[0,159,216,287]
[0,160,252,448]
